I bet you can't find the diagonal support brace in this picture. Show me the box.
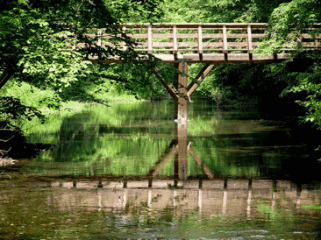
[187,63,215,101]
[154,67,178,100]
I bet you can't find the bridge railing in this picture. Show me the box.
[61,23,321,62]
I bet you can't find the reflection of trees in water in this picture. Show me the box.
[56,113,97,162]
[26,101,320,180]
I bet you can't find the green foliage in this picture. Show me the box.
[256,0,321,55]
[161,0,290,23]
[105,0,164,23]
[0,0,164,129]
[255,0,321,129]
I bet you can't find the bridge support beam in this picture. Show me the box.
[175,61,188,122]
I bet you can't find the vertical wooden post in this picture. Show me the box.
[174,61,188,181]
[173,25,177,54]
[175,61,188,122]
[247,25,252,53]
[148,24,152,54]
[198,25,203,54]
[223,25,227,53]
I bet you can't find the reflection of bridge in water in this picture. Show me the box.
[49,178,319,216]
[149,121,210,181]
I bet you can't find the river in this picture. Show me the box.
[0,99,321,239]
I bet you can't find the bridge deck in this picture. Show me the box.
[64,23,321,63]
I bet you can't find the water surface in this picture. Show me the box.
[1,99,321,239]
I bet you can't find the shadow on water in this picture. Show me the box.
[1,100,321,239]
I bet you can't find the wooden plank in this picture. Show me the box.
[226,54,251,61]
[187,54,225,61]
[252,54,274,61]
[202,42,223,47]
[121,23,268,29]
[223,25,227,53]
[247,25,252,53]
[145,33,266,39]
[152,42,173,47]
[226,34,249,38]
[126,34,148,38]
[226,42,248,47]
[148,25,152,53]
[152,42,206,48]
[202,34,224,39]
[152,34,175,38]
[198,25,203,54]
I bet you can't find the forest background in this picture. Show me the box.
[0,0,321,158]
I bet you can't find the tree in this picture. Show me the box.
[0,0,164,157]
[255,0,321,128]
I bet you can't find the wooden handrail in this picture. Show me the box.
[61,23,321,63]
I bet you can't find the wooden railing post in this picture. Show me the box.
[122,27,127,51]
[223,25,227,54]
[173,25,177,54]
[247,24,252,53]
[198,25,203,54]
[148,24,152,54]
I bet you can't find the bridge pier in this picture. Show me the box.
[175,61,188,122]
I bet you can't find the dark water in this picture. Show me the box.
[1,99,321,239]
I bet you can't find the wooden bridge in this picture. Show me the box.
[69,23,321,63]
[66,23,321,120]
